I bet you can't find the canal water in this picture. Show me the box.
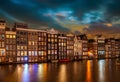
[0,59,120,82]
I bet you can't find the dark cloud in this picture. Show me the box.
[0,0,120,36]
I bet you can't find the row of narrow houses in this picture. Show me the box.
[0,19,120,63]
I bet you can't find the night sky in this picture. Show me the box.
[0,0,120,38]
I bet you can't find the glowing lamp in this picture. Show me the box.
[24,57,28,61]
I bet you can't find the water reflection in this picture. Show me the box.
[38,63,47,82]
[86,60,92,82]
[22,64,29,82]
[98,60,105,82]
[0,59,120,82]
[58,64,67,82]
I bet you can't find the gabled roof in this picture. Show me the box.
[47,28,58,34]
[76,34,87,40]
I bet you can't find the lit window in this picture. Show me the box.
[24,51,27,56]
[48,39,50,42]
[32,41,35,45]
[51,35,54,37]
[17,46,20,50]
[35,51,37,56]
[2,34,4,39]
[48,50,50,54]
[44,33,46,36]
[17,51,20,56]
[21,51,23,56]
[2,42,4,47]
[32,51,34,56]
[55,39,57,42]
[6,45,8,50]
[21,46,23,50]
[51,39,54,42]
[55,35,57,37]
[24,57,28,61]
[17,57,20,62]
[0,50,5,56]
[6,35,9,38]
[21,57,23,61]
[13,35,16,38]
[29,41,31,45]
[10,35,12,38]
[29,51,31,56]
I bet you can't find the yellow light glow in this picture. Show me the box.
[88,51,93,56]
[86,60,92,82]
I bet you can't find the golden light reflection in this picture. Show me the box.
[86,60,92,82]
[43,64,47,77]
[59,64,67,82]
[38,64,43,75]
[88,51,93,56]
[38,64,47,80]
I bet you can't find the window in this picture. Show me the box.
[44,33,46,36]
[0,50,5,56]
[24,46,27,49]
[17,57,20,62]
[29,41,31,45]
[32,41,35,45]
[2,34,4,39]
[48,39,50,42]
[21,46,23,50]
[52,50,54,54]
[35,51,37,56]
[51,35,54,37]
[10,35,12,38]
[17,46,20,50]
[83,52,87,55]
[55,39,57,42]
[32,51,34,56]
[6,35,9,38]
[21,51,23,56]
[6,45,8,50]
[13,51,16,56]
[13,35,16,38]
[21,57,23,61]
[98,51,105,55]
[55,35,57,37]
[24,51,27,56]
[29,51,31,56]
[17,51,20,56]
[48,34,51,37]
[39,37,41,41]
[2,42,4,47]
[48,50,50,54]
[55,50,57,54]
[10,45,12,50]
